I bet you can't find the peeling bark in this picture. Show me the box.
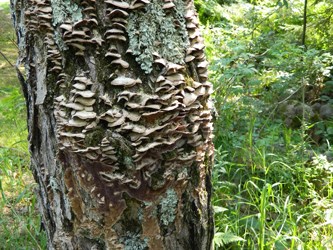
[11,0,214,249]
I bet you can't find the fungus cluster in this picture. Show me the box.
[104,0,133,69]
[55,74,96,152]
[25,0,62,72]
[184,4,209,82]
[23,0,214,242]
[51,0,213,202]
[59,6,100,57]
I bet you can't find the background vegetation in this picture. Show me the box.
[0,0,333,249]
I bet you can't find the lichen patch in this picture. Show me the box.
[119,232,149,250]
[127,0,189,74]
[50,0,83,26]
[159,188,178,226]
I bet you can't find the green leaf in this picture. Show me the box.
[213,206,228,213]
[327,126,333,135]
[214,232,245,247]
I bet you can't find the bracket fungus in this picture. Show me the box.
[17,0,214,247]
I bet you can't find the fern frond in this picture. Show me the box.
[214,232,245,248]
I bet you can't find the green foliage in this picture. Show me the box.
[214,231,245,248]
[0,147,47,249]
[204,0,333,249]
[195,0,225,24]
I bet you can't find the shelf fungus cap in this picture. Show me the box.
[73,83,86,90]
[74,76,94,85]
[106,51,121,58]
[156,75,165,84]
[197,60,209,68]
[73,111,97,120]
[75,90,95,98]
[105,28,125,36]
[185,55,195,62]
[59,23,73,31]
[130,0,150,9]
[83,6,95,12]
[163,1,175,9]
[137,141,163,153]
[154,58,167,67]
[108,9,129,18]
[105,108,122,118]
[129,2,145,9]
[185,9,196,19]
[108,116,126,127]
[193,43,205,51]
[55,95,66,102]
[111,58,130,68]
[106,34,127,41]
[111,22,127,30]
[67,118,89,127]
[165,73,185,82]
[63,102,85,111]
[117,90,138,102]
[186,22,197,29]
[110,17,128,24]
[165,62,185,74]
[135,157,156,170]
[59,132,85,138]
[73,19,89,29]
[75,97,96,106]
[194,85,206,96]
[111,76,142,87]
[105,0,130,9]
[126,111,141,122]
[189,29,200,39]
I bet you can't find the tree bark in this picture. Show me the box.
[11,0,214,249]
[302,0,308,48]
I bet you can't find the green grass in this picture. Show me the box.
[0,2,47,248]
[207,34,333,250]
[213,144,333,249]
[203,1,333,248]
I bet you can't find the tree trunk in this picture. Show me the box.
[11,0,214,249]
[301,0,307,48]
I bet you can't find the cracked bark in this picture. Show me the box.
[11,0,214,249]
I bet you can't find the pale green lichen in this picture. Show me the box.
[50,0,83,51]
[159,189,178,226]
[50,0,83,26]
[54,30,68,51]
[127,0,189,74]
[120,232,148,250]
[138,207,143,221]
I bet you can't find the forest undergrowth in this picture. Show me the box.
[1,0,333,249]
[200,0,333,249]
